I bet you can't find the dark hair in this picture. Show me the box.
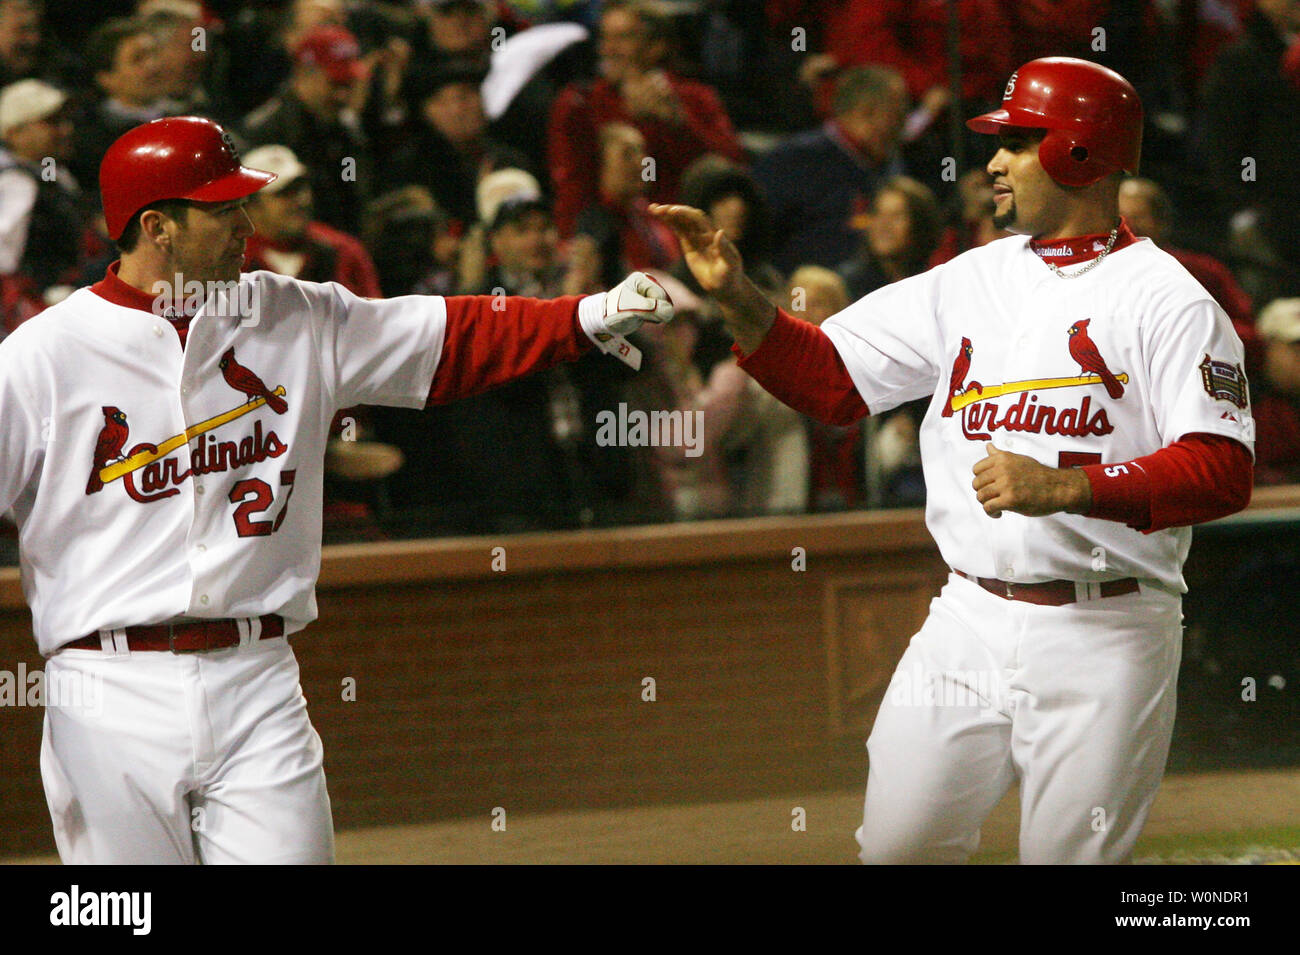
[490,196,550,233]
[115,199,194,254]
[404,57,489,105]
[86,16,152,81]
[874,175,943,270]
[679,155,774,266]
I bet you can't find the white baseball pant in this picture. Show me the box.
[856,572,1182,864]
[40,635,334,864]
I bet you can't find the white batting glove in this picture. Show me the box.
[578,271,674,370]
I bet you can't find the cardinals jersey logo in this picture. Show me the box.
[86,407,129,494]
[942,337,982,417]
[945,322,1128,440]
[85,352,291,498]
[220,348,289,413]
[1067,320,1124,399]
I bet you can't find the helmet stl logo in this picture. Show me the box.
[1003,73,1018,100]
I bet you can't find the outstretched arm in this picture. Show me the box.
[650,203,869,426]
[649,203,777,354]
[427,273,673,406]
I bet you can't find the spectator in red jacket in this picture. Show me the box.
[821,0,1013,107]
[547,0,743,237]
[1251,298,1300,486]
[574,122,680,288]
[240,144,382,298]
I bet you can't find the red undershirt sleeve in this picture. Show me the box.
[733,307,870,426]
[1081,432,1253,533]
[427,294,593,406]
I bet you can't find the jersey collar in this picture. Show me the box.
[1029,218,1139,267]
[90,260,164,314]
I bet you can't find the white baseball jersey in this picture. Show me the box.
[821,234,1255,592]
[0,270,445,655]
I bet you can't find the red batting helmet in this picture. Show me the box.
[99,116,277,240]
[966,57,1143,188]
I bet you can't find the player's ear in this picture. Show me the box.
[141,207,183,250]
[138,209,169,248]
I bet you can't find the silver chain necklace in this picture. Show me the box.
[1045,226,1119,280]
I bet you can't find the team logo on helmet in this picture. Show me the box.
[220,129,240,160]
[1003,72,1018,100]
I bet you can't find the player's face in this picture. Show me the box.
[166,198,256,285]
[987,128,1063,237]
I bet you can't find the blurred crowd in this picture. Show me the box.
[3,0,1300,553]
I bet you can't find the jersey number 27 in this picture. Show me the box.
[229,470,297,537]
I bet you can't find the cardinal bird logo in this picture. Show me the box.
[1067,320,1124,399]
[942,336,982,417]
[86,406,129,495]
[220,347,288,413]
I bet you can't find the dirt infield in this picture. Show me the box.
[5,768,1298,864]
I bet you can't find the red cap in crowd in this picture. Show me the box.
[293,26,365,84]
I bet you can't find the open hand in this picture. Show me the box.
[649,204,745,302]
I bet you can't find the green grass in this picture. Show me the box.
[971,825,1300,865]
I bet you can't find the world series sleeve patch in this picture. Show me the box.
[1198,354,1248,409]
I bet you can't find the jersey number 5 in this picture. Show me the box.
[229,470,297,537]
[1058,452,1102,469]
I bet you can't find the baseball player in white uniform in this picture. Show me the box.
[0,116,673,864]
[654,57,1255,863]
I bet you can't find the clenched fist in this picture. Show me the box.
[971,442,1093,518]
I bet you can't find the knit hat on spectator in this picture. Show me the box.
[1258,299,1300,343]
[293,26,365,83]
[477,168,546,229]
[242,145,310,195]
[0,80,68,138]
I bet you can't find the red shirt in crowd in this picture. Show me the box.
[1252,392,1300,486]
[244,222,382,299]
[823,0,1015,103]
[547,74,744,237]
